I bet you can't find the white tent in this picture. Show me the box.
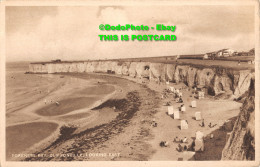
[174,110,180,119]
[180,120,188,130]
[191,100,197,108]
[196,131,204,141]
[166,81,170,85]
[195,112,202,120]
[168,106,174,115]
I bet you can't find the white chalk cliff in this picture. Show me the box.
[29,61,254,100]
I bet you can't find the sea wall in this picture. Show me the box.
[29,61,254,100]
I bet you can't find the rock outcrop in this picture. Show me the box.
[221,77,255,160]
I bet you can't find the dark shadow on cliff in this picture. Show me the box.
[189,116,237,161]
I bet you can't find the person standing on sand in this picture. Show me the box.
[177,144,183,152]
[200,119,205,127]
[184,145,188,151]
[174,136,179,142]
[179,97,183,103]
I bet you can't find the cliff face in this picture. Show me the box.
[29,61,254,100]
[221,78,255,160]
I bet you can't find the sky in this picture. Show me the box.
[5,5,255,62]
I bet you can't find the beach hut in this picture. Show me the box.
[194,139,204,151]
[180,120,188,130]
[181,105,186,112]
[197,91,205,99]
[191,100,197,108]
[195,112,202,120]
[168,106,174,115]
[196,131,204,141]
[170,86,175,92]
[176,89,180,94]
[173,110,180,119]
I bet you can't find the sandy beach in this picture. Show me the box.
[6,63,242,161]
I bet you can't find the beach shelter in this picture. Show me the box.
[181,106,186,112]
[168,106,174,115]
[173,110,180,119]
[194,139,204,151]
[180,120,188,130]
[191,100,197,108]
[195,112,202,120]
[196,131,204,141]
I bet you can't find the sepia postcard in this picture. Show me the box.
[0,0,259,167]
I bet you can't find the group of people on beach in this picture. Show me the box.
[44,97,60,106]
[160,136,194,152]
[158,82,207,153]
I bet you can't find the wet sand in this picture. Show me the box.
[74,85,115,96]
[36,97,101,116]
[6,122,59,159]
